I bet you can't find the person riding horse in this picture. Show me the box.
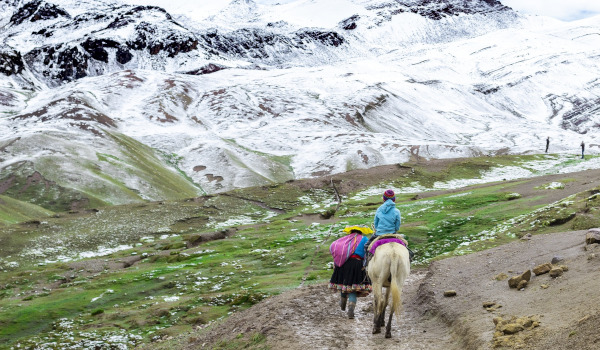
[365,189,413,267]
[366,189,401,248]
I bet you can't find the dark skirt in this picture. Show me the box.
[328,257,372,297]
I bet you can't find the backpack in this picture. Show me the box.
[330,233,363,267]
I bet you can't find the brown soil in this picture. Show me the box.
[157,162,600,350]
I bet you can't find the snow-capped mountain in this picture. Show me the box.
[1,0,600,209]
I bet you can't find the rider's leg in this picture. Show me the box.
[364,235,377,268]
[407,247,415,262]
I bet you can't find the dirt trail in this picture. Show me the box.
[268,271,453,350]
[189,269,455,350]
[182,166,600,350]
[189,229,600,350]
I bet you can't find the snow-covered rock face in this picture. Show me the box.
[0,0,517,86]
[1,0,600,205]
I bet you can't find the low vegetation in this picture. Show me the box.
[0,154,599,349]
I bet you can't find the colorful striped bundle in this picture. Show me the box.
[330,233,363,267]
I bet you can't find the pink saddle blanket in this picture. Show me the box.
[369,238,406,255]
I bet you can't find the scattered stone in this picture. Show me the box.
[585,228,600,244]
[502,323,524,335]
[558,265,569,272]
[483,301,502,312]
[551,256,564,264]
[517,280,528,290]
[492,315,541,347]
[540,284,549,289]
[494,273,508,281]
[533,263,552,275]
[520,233,532,240]
[516,316,536,328]
[483,301,496,308]
[443,290,457,297]
[508,270,531,289]
[549,268,564,278]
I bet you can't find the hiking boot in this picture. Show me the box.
[340,296,347,311]
[347,302,356,319]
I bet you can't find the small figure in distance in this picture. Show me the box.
[545,136,550,153]
[581,141,585,159]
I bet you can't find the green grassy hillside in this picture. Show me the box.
[0,154,599,349]
[0,132,203,219]
[0,195,54,224]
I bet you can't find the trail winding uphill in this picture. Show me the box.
[181,228,600,350]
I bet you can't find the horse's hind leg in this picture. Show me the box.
[372,317,381,333]
[385,308,394,338]
[372,299,381,334]
[378,286,390,328]
[377,307,385,328]
[376,303,386,329]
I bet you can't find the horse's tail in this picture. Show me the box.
[373,263,386,318]
[389,250,404,322]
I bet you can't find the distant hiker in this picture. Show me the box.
[581,141,585,159]
[329,226,373,319]
[545,137,550,153]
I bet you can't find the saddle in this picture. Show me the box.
[368,234,408,255]
[365,234,413,267]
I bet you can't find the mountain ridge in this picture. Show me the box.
[1,0,600,212]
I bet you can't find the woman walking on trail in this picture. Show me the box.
[329,226,373,319]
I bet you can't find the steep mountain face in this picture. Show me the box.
[0,0,518,86]
[1,0,600,212]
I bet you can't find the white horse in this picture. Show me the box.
[366,241,410,338]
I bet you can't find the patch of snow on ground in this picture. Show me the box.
[351,156,600,200]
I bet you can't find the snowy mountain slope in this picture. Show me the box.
[1,0,600,210]
[0,0,519,86]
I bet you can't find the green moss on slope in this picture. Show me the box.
[0,195,54,224]
[100,132,203,201]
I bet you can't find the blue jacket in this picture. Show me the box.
[353,236,368,258]
[374,199,401,235]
